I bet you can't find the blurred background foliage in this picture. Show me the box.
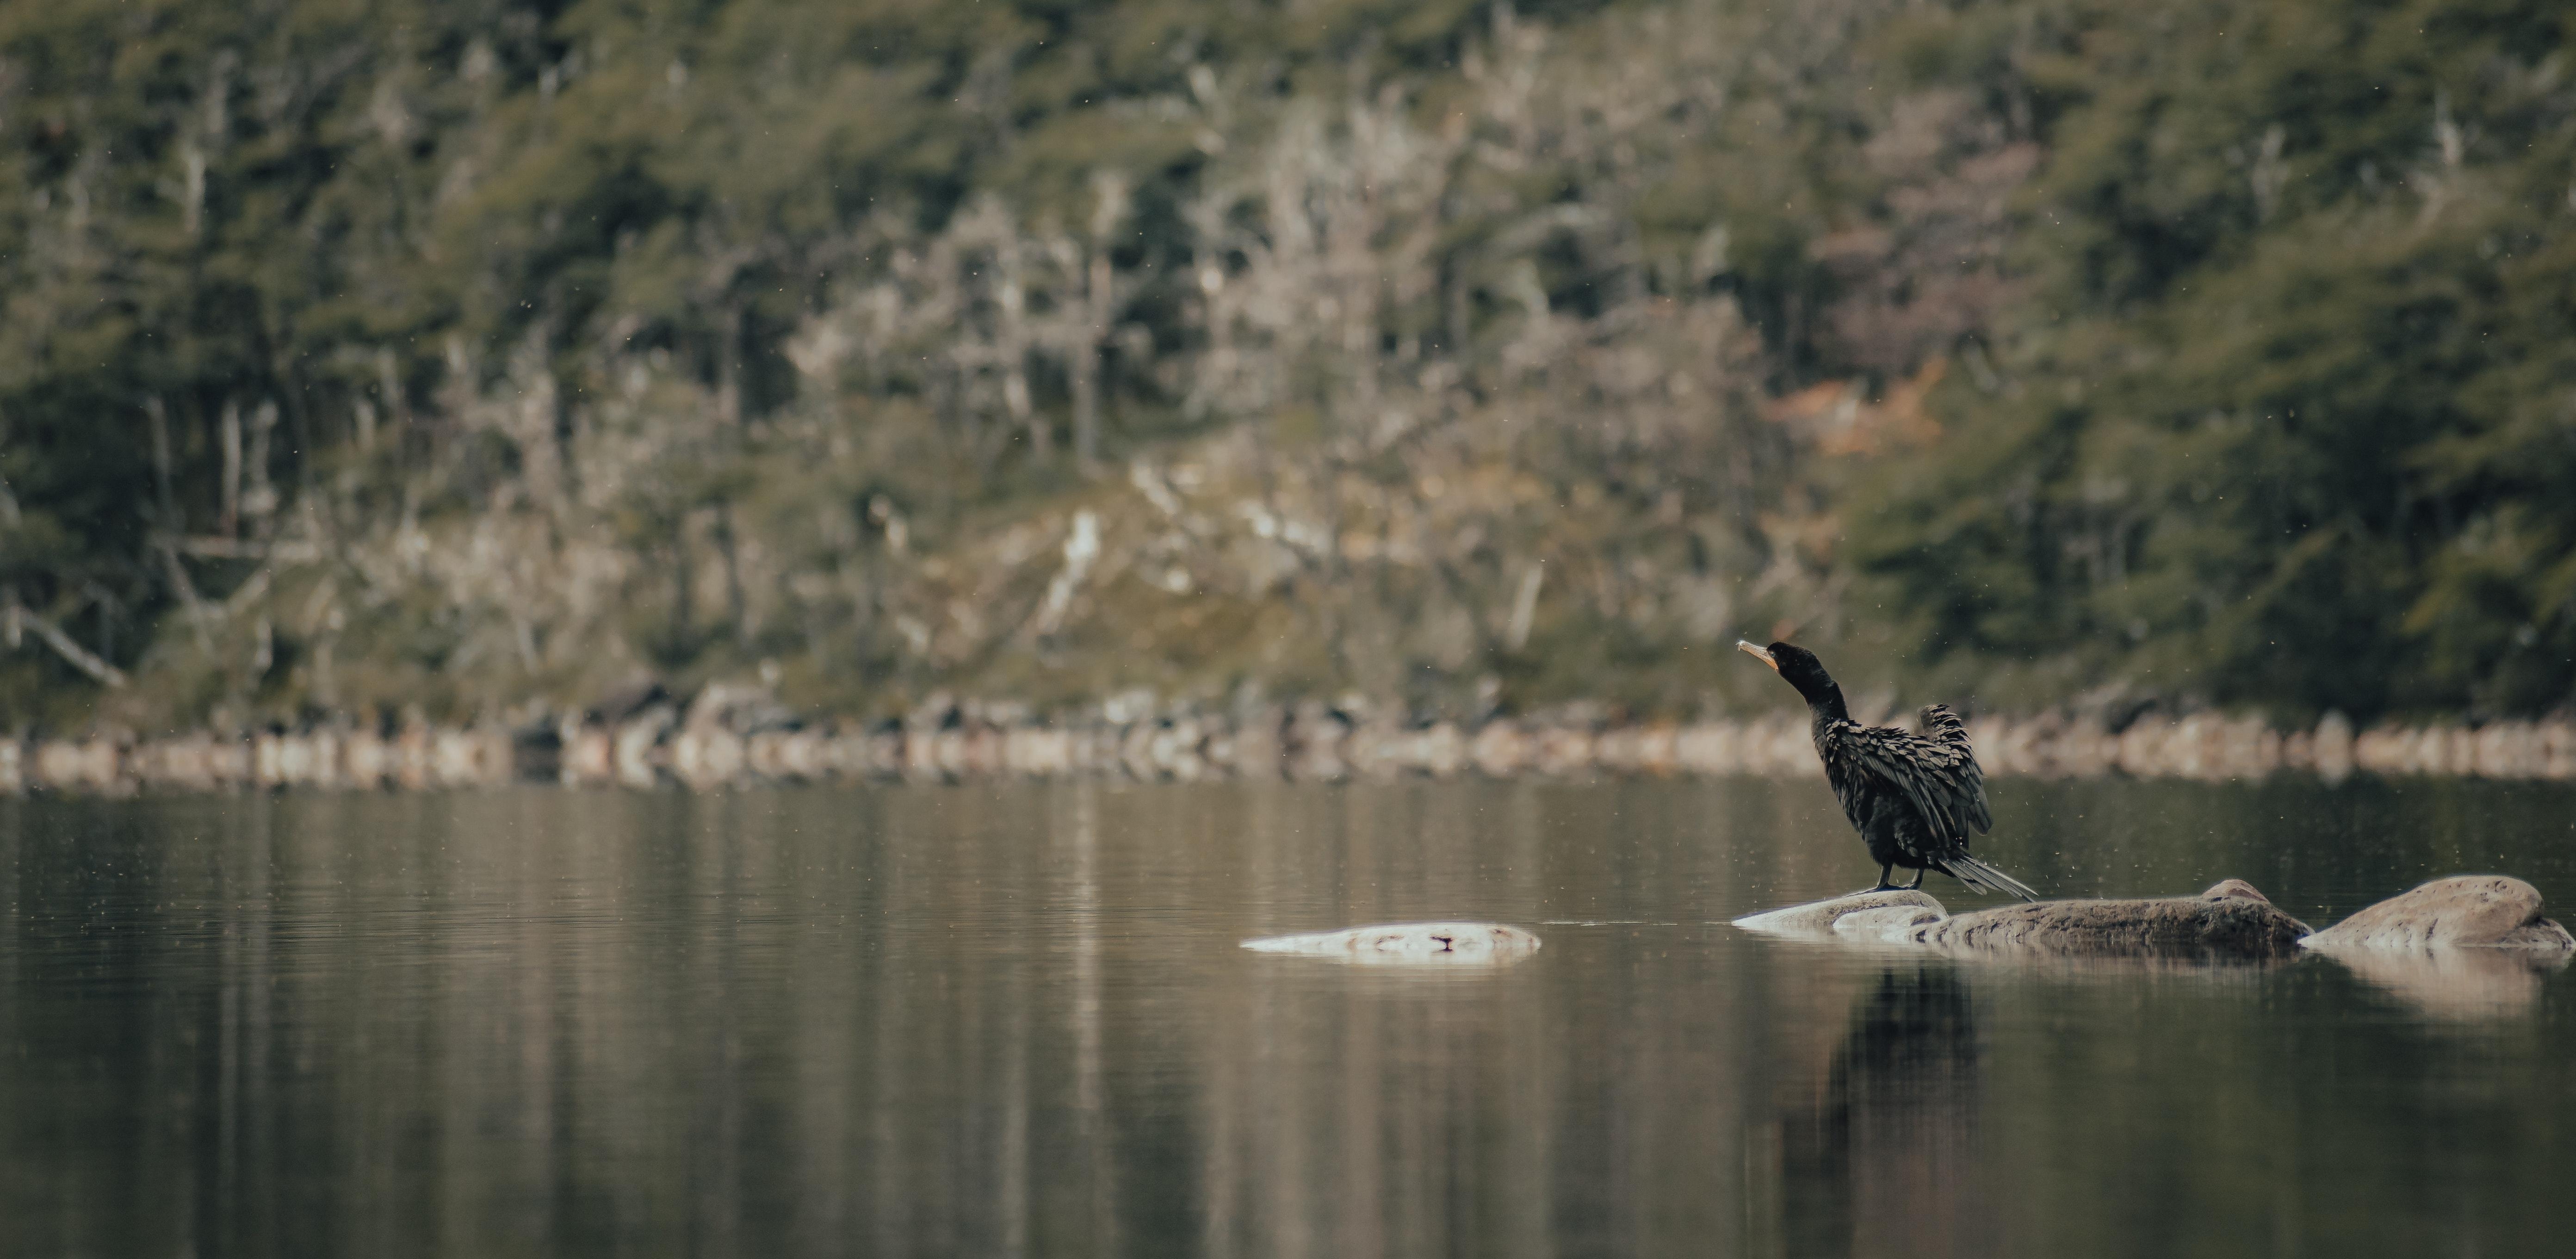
[0,0,2568,731]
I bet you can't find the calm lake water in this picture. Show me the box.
[3,777,2573,1258]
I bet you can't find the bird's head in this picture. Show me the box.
[1736,639,1838,706]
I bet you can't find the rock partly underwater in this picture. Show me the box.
[1735,881,2311,959]
[1913,880,2311,958]
[2295,875,2575,1018]
[1240,922,1542,965]
[1734,872,2576,992]
[1731,889,1949,936]
[2299,875,2576,953]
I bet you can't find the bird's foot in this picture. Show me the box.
[1867,882,1902,893]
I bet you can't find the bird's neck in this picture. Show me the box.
[1804,683,1850,726]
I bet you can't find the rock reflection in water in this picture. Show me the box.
[2318,946,2573,1021]
[1779,965,1991,1259]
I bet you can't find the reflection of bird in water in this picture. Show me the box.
[1737,640,2038,900]
[1783,965,1988,1259]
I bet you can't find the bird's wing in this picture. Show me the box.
[1919,704,1969,746]
[1833,720,1987,847]
[1917,705,1992,834]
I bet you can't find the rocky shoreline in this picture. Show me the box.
[5,688,2575,796]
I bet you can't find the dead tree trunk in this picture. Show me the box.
[714,500,750,651]
[219,401,243,537]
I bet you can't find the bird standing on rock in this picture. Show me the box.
[1737,640,2039,901]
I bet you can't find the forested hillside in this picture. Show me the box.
[1,0,2569,732]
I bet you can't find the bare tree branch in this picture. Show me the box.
[8,605,129,688]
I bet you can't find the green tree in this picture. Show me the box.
[1857,0,2576,719]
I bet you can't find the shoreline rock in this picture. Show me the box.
[5,701,2575,796]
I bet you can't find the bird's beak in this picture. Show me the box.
[1735,640,1778,671]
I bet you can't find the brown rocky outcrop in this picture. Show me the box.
[1910,881,2312,959]
[1733,881,2310,959]
[1737,874,2576,997]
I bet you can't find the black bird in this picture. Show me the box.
[1737,640,2039,900]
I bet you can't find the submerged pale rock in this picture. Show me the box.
[1913,881,2311,959]
[1731,889,1949,936]
[1240,922,1542,964]
[2300,875,2576,953]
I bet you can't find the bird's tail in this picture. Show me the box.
[1940,855,2041,902]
